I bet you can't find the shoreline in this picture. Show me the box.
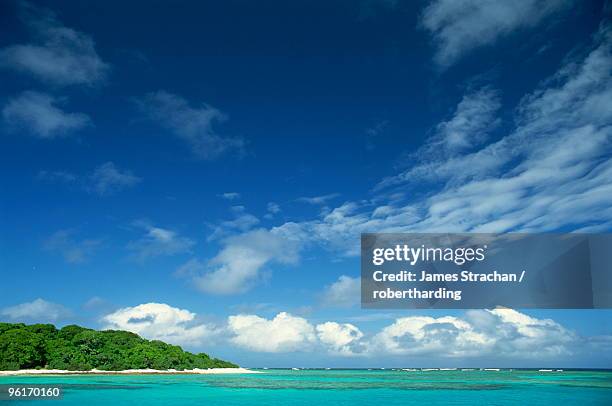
[0,368,261,376]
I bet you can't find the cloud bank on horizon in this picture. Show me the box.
[1,0,611,367]
[3,299,609,367]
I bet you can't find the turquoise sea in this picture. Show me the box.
[1,369,611,405]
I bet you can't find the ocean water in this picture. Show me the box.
[1,369,611,405]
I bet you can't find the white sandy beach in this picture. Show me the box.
[0,368,261,376]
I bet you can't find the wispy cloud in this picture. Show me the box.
[266,202,281,216]
[1,298,72,322]
[365,119,389,150]
[421,0,571,67]
[37,162,140,196]
[321,275,361,308]
[0,1,109,86]
[87,162,141,196]
[219,192,240,200]
[127,221,195,261]
[182,225,304,295]
[37,170,77,183]
[296,193,340,205]
[43,229,102,264]
[207,206,260,241]
[203,22,612,283]
[2,91,90,138]
[137,91,245,160]
[376,24,612,233]
[368,24,612,233]
[423,87,501,157]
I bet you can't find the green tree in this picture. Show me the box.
[0,323,238,371]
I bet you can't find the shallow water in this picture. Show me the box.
[1,369,611,405]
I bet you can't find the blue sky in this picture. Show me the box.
[1,0,612,368]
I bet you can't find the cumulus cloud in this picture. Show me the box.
[88,162,141,196]
[2,91,90,138]
[316,322,364,356]
[43,229,102,264]
[421,0,571,67]
[1,298,72,322]
[227,312,317,352]
[321,275,361,308]
[137,91,245,160]
[370,315,491,357]
[222,309,593,361]
[0,300,598,361]
[0,2,109,86]
[127,221,195,261]
[102,303,217,346]
[369,309,577,359]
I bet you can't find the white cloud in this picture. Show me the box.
[424,87,501,157]
[207,209,260,241]
[82,296,107,310]
[0,2,109,86]
[102,303,217,346]
[421,0,571,67]
[175,258,206,278]
[306,202,421,256]
[296,193,340,205]
[220,192,240,200]
[37,163,139,195]
[321,275,361,308]
[2,91,90,138]
[192,225,303,295]
[88,162,141,196]
[1,298,72,322]
[43,229,102,264]
[365,119,389,150]
[198,22,612,301]
[127,221,195,261]
[277,23,612,249]
[267,202,281,214]
[0,301,597,360]
[227,312,317,352]
[137,91,245,160]
[222,309,591,360]
[37,170,77,183]
[371,315,492,357]
[369,309,577,358]
[377,24,612,233]
[316,322,364,356]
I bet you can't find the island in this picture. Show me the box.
[0,322,247,374]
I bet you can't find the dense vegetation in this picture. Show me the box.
[0,323,237,371]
